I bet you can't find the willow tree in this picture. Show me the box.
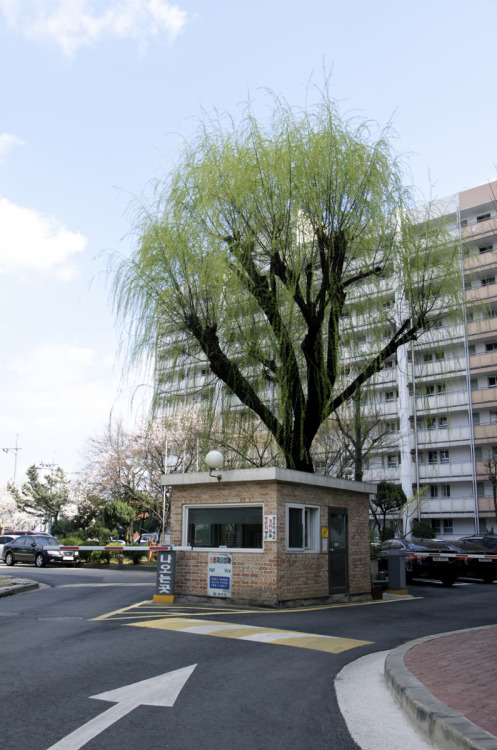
[111,91,462,474]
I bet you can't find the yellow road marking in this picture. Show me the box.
[126,617,372,653]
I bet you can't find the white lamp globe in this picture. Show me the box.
[205,450,224,470]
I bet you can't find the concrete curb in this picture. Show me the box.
[0,577,40,598]
[385,627,497,750]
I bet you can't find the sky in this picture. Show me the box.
[1,0,497,486]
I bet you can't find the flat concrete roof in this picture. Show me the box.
[161,466,376,494]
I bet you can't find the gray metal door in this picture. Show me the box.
[328,508,348,594]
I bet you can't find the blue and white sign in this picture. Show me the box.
[207,553,232,598]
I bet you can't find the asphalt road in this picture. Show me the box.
[1,564,496,750]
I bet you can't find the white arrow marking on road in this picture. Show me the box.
[47,664,196,750]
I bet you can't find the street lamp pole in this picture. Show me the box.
[2,434,21,484]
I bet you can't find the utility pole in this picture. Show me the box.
[2,434,21,484]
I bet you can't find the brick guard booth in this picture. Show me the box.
[162,467,375,607]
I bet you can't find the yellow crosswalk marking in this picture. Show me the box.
[126,617,372,653]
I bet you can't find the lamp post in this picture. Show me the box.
[2,434,21,484]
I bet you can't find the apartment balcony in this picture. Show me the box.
[470,388,497,409]
[466,283,497,304]
[474,424,497,443]
[413,358,466,380]
[422,496,477,515]
[416,425,472,447]
[478,497,497,517]
[417,461,473,481]
[464,250,497,273]
[467,318,497,340]
[414,391,469,414]
[462,214,497,241]
[469,351,497,374]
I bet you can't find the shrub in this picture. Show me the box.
[411,519,435,539]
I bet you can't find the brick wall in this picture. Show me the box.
[169,475,370,606]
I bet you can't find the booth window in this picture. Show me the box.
[186,505,263,549]
[286,504,319,551]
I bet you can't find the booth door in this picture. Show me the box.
[328,508,348,594]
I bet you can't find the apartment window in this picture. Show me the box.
[443,519,453,534]
[479,245,493,254]
[486,308,497,319]
[471,379,479,390]
[423,352,433,363]
[430,485,439,498]
[468,345,476,356]
[287,505,319,551]
[489,376,497,388]
[385,391,397,402]
[427,417,436,430]
[477,482,485,498]
[475,447,483,460]
[438,416,448,428]
[440,450,450,464]
[481,276,495,286]
[460,219,468,228]
[435,351,445,361]
[486,342,497,352]
[384,360,394,369]
[491,411,497,423]
[437,383,446,394]
[387,455,398,468]
[441,485,451,498]
[425,385,435,397]
[186,505,263,549]
[477,213,491,222]
[428,451,438,464]
[431,519,441,535]
[473,412,480,426]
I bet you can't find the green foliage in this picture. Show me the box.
[111,86,462,473]
[411,519,436,539]
[7,464,71,527]
[370,481,407,541]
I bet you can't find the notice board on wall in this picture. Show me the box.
[207,553,232,597]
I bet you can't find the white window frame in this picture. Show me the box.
[286,503,320,553]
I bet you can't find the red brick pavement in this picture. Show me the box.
[404,626,497,738]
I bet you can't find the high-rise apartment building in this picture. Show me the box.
[362,181,497,538]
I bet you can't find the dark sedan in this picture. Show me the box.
[451,538,497,583]
[2,535,79,567]
[458,535,497,553]
[378,538,460,586]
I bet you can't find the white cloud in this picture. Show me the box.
[3,343,119,468]
[0,0,187,55]
[0,133,24,162]
[0,197,86,276]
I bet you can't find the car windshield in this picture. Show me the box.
[37,536,59,547]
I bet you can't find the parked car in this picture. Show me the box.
[0,534,16,559]
[138,533,159,545]
[458,535,497,554]
[378,538,460,586]
[2,535,79,567]
[447,539,497,583]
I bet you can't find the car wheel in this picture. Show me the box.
[441,575,456,587]
[35,553,46,568]
[5,551,15,566]
[482,574,495,584]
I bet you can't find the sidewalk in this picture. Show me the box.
[385,625,497,750]
[0,575,39,597]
